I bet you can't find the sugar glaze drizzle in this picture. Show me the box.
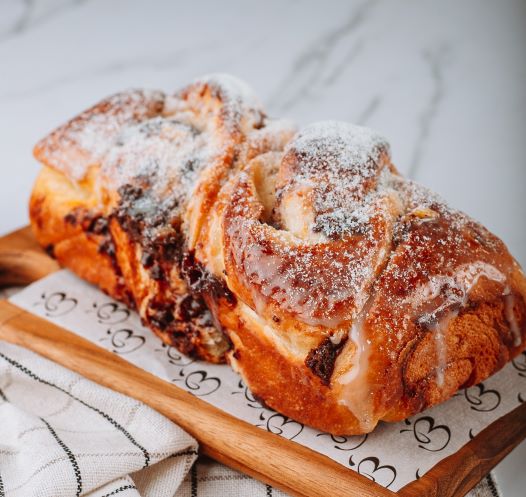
[409,262,507,387]
[336,296,376,432]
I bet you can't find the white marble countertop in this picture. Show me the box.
[0,0,525,495]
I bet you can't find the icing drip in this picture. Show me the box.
[336,299,375,432]
[407,262,506,310]
[427,310,459,387]
[330,329,346,346]
[408,262,507,387]
[232,226,380,328]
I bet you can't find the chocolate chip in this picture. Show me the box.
[89,216,109,235]
[305,335,348,386]
[181,251,236,305]
[141,251,154,268]
[179,294,208,321]
[150,264,165,281]
[64,212,78,226]
[44,244,55,257]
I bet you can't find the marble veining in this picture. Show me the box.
[407,44,450,178]
[0,0,90,42]
[268,0,376,111]
[0,2,525,492]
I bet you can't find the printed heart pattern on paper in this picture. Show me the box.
[177,370,221,397]
[464,383,501,412]
[512,352,526,378]
[100,327,146,355]
[90,301,130,325]
[316,432,369,452]
[16,271,526,492]
[156,342,194,368]
[349,455,397,488]
[34,291,78,317]
[400,416,451,452]
[231,379,265,409]
[258,413,304,441]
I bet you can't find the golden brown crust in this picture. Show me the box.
[30,76,297,363]
[209,122,526,434]
[30,78,526,435]
[29,167,129,302]
[33,90,165,181]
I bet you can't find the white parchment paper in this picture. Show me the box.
[8,270,526,491]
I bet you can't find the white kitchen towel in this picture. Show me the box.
[0,274,505,497]
[10,270,523,493]
[0,338,501,497]
[0,340,198,497]
[175,457,500,497]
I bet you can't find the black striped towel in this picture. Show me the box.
[0,339,500,497]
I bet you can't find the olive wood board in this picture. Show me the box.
[0,226,525,497]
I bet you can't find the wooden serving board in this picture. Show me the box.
[0,227,525,497]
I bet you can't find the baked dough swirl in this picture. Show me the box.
[30,75,526,434]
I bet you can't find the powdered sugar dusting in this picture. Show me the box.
[35,89,165,181]
[75,89,165,160]
[36,75,273,231]
[34,75,525,411]
[290,121,389,170]
[102,116,211,205]
[195,73,263,113]
[185,73,265,134]
[228,218,389,327]
[277,121,392,239]
[224,128,400,327]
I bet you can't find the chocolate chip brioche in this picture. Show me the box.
[30,75,296,362]
[30,75,526,434]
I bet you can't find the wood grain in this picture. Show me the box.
[0,299,394,497]
[0,226,58,287]
[1,226,525,497]
[397,401,526,497]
